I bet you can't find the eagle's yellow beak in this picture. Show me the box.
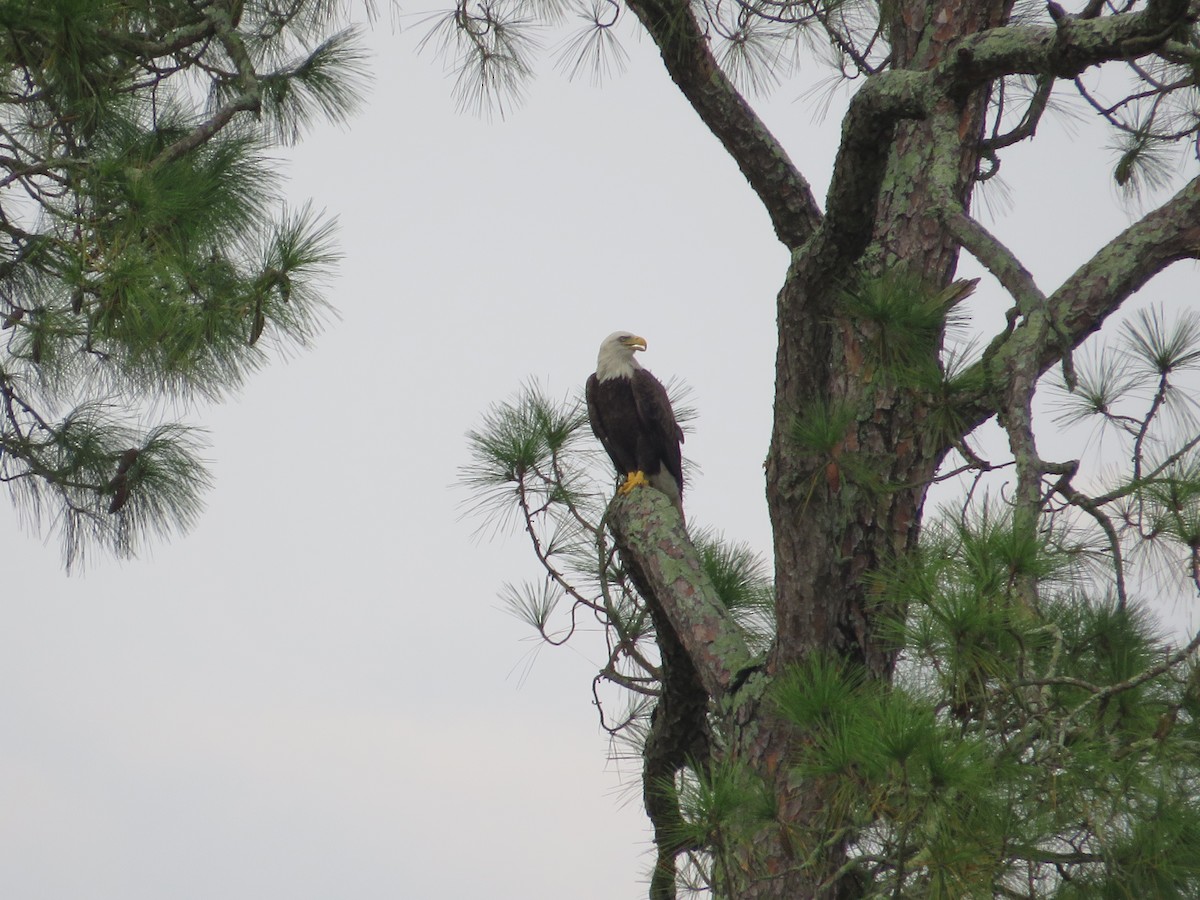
[625,335,648,352]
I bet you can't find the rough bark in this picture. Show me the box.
[768,0,1016,677]
[611,491,880,897]
[611,490,755,696]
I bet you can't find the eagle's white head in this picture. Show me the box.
[596,331,647,381]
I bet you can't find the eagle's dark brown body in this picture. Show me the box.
[586,365,684,514]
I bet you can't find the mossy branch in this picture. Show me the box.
[608,486,755,698]
[961,172,1200,431]
[941,0,1194,86]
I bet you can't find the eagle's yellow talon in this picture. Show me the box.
[619,471,649,494]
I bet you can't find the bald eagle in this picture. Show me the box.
[586,332,684,517]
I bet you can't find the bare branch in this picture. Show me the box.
[943,209,1046,313]
[1049,467,1130,610]
[1043,173,1200,369]
[982,75,1055,152]
[962,173,1200,428]
[623,0,822,248]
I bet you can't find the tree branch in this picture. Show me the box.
[963,173,1200,426]
[623,0,822,249]
[1042,173,1200,374]
[940,0,1195,91]
[608,487,755,698]
[981,75,1054,153]
[642,619,710,900]
[1049,468,1129,610]
[149,5,261,169]
[788,0,1193,287]
[98,14,217,59]
[943,207,1046,313]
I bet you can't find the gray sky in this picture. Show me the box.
[1,9,1198,900]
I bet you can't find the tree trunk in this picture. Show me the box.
[752,2,1014,895]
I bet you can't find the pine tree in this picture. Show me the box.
[457,1,1200,897]
[0,0,367,566]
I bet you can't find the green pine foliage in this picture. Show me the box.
[790,276,984,470]
[665,756,778,895]
[730,538,1200,896]
[693,528,775,654]
[836,272,976,387]
[0,0,366,565]
[718,504,1200,898]
[790,398,858,457]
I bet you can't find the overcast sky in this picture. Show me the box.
[2,8,1198,900]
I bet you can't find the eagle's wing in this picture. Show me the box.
[632,369,684,492]
[586,373,620,471]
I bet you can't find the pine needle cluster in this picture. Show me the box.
[0,0,367,565]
